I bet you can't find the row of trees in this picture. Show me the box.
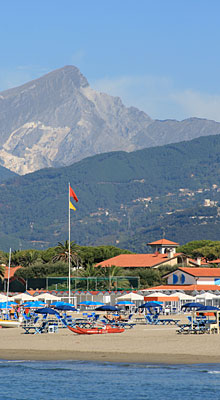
[178,240,220,261]
[1,239,220,290]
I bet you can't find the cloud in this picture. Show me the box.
[172,90,220,122]
[92,75,220,122]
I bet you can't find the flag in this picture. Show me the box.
[69,201,76,211]
[69,185,78,202]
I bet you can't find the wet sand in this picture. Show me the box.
[1,322,220,364]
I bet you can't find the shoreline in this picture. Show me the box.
[1,349,220,365]
[1,321,220,365]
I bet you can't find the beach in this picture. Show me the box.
[1,322,220,364]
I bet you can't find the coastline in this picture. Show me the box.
[1,323,220,365]
[1,349,220,365]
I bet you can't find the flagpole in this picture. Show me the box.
[6,248,11,311]
[68,183,71,304]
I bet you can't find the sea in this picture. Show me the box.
[0,360,220,400]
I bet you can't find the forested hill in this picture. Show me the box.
[1,134,220,251]
[0,165,18,183]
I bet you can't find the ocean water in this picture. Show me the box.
[0,360,220,400]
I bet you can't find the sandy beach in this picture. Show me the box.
[1,320,220,364]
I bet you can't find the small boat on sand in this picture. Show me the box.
[0,320,20,328]
[68,325,124,335]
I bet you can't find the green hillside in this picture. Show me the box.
[1,134,220,251]
[0,165,18,183]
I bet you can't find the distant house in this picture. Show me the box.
[95,238,198,269]
[143,266,220,293]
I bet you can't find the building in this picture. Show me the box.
[95,238,198,269]
[0,265,24,292]
[143,266,220,293]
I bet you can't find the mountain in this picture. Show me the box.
[1,134,220,251]
[1,65,220,175]
[0,165,18,183]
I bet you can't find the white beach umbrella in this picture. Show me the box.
[11,293,35,301]
[144,291,171,298]
[171,292,194,300]
[196,292,219,300]
[0,294,8,301]
[116,292,144,301]
[35,293,61,301]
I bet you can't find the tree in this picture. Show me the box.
[99,265,130,290]
[52,241,82,268]
[0,265,5,281]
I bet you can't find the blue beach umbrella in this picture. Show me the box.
[22,301,46,307]
[51,301,65,306]
[197,305,220,311]
[79,301,96,306]
[138,301,163,309]
[116,301,135,305]
[181,302,204,311]
[34,307,59,315]
[0,302,12,309]
[55,304,77,311]
[95,305,119,312]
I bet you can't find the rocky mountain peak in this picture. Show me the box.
[0,66,220,175]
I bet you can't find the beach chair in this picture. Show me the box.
[22,316,40,334]
[145,315,154,324]
[35,320,49,334]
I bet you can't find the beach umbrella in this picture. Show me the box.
[51,301,65,306]
[54,304,77,311]
[0,302,12,309]
[95,305,119,312]
[116,301,135,305]
[34,307,60,315]
[117,292,144,301]
[22,301,46,308]
[171,292,194,301]
[139,301,163,308]
[197,305,220,311]
[79,300,100,306]
[181,302,204,311]
[11,293,35,301]
[35,293,61,301]
[0,294,8,301]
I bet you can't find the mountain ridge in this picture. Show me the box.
[1,65,220,174]
[0,134,220,251]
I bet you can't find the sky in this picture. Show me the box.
[1,0,220,121]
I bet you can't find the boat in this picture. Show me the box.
[0,319,20,328]
[67,325,125,335]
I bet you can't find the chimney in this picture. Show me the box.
[196,257,201,266]
[167,248,175,258]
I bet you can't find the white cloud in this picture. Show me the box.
[92,75,220,122]
[172,90,220,122]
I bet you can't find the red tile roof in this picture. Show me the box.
[3,265,22,280]
[147,238,179,246]
[143,284,220,292]
[208,259,220,264]
[96,253,181,268]
[179,267,220,277]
